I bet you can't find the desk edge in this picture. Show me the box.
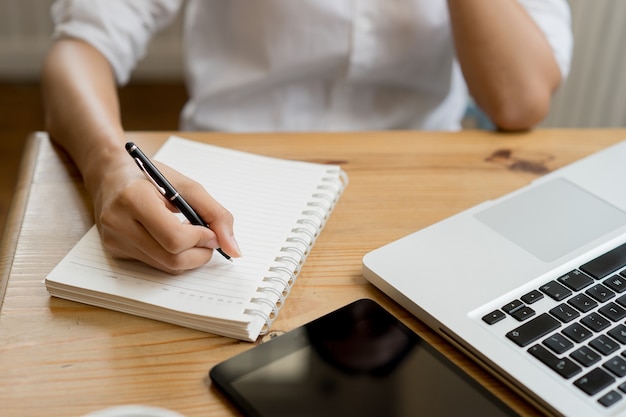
[0,132,43,309]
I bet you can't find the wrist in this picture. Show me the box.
[81,138,132,198]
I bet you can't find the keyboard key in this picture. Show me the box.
[581,313,611,332]
[511,306,535,322]
[586,283,616,303]
[590,335,620,356]
[598,390,622,408]
[604,356,626,377]
[558,269,594,291]
[574,368,615,396]
[615,294,626,309]
[482,310,506,325]
[540,280,572,301]
[563,322,593,343]
[599,302,626,322]
[570,346,601,367]
[568,294,598,313]
[550,303,580,323]
[528,344,581,379]
[543,333,574,354]
[608,324,626,344]
[502,300,524,314]
[605,274,626,293]
[521,290,543,304]
[580,242,626,279]
[506,313,561,347]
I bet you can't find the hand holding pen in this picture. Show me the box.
[125,142,240,265]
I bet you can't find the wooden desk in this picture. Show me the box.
[2,129,626,417]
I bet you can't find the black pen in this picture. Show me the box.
[125,142,232,262]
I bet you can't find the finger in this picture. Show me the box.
[125,180,222,254]
[101,212,216,274]
[99,181,218,272]
[187,189,241,258]
[159,164,242,257]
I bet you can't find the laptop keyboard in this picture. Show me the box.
[483,242,626,410]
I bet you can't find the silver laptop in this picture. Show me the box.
[363,139,626,417]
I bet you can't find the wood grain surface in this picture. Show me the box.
[1,129,625,417]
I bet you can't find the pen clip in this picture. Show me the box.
[135,158,166,196]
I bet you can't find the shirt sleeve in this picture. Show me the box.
[517,0,573,80]
[50,0,183,85]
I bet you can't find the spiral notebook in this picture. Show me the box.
[45,136,348,341]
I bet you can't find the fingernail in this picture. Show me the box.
[232,236,242,257]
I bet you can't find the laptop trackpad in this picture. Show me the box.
[474,178,626,262]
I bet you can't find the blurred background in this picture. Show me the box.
[0,0,625,235]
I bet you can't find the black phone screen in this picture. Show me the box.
[209,299,519,417]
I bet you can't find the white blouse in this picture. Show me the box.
[51,0,572,132]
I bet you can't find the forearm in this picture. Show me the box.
[447,0,562,130]
[41,38,128,193]
[40,38,240,271]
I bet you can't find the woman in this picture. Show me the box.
[42,0,572,273]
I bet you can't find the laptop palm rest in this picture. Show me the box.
[474,178,626,263]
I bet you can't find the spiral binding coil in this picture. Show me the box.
[274,255,301,271]
[258,286,286,306]
[280,244,306,260]
[245,168,348,335]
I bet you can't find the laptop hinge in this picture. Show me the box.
[438,326,562,417]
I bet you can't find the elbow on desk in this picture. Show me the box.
[476,88,553,132]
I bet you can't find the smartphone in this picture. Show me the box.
[209,299,519,417]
